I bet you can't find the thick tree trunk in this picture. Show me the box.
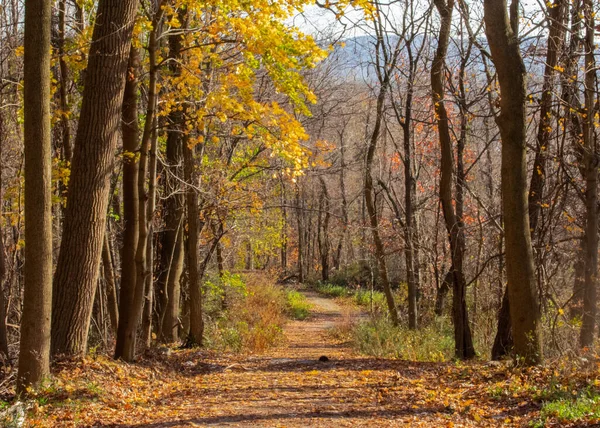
[490,0,564,361]
[51,0,139,358]
[18,0,53,392]
[484,0,543,365]
[432,0,475,360]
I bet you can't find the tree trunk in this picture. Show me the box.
[115,8,163,361]
[114,46,140,356]
[578,0,597,348]
[365,42,399,325]
[102,234,119,335]
[57,0,72,163]
[432,0,475,360]
[141,119,159,349]
[295,186,305,283]
[0,219,9,360]
[0,116,10,360]
[488,0,566,357]
[157,22,186,343]
[18,0,53,391]
[527,0,565,237]
[334,131,348,271]
[280,176,288,271]
[434,270,452,316]
[317,178,330,282]
[184,140,204,347]
[51,0,139,358]
[484,0,543,365]
[492,289,513,360]
[402,61,419,331]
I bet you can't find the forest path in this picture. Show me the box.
[38,287,543,427]
[102,288,506,427]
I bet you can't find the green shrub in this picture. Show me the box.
[286,290,312,320]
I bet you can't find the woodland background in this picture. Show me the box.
[0,0,598,415]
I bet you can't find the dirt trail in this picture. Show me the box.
[89,289,532,427]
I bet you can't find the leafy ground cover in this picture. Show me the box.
[1,286,599,427]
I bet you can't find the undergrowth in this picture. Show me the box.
[315,282,454,361]
[285,290,312,320]
[352,315,454,362]
[315,282,353,298]
[203,272,286,353]
[315,282,389,312]
[534,392,600,426]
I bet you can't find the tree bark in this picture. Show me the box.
[52,0,139,358]
[18,0,53,391]
[484,0,543,365]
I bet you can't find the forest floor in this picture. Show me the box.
[13,286,600,427]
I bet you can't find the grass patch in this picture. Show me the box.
[285,290,312,320]
[351,315,454,362]
[353,289,387,311]
[315,282,393,313]
[315,282,352,298]
[532,393,600,426]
